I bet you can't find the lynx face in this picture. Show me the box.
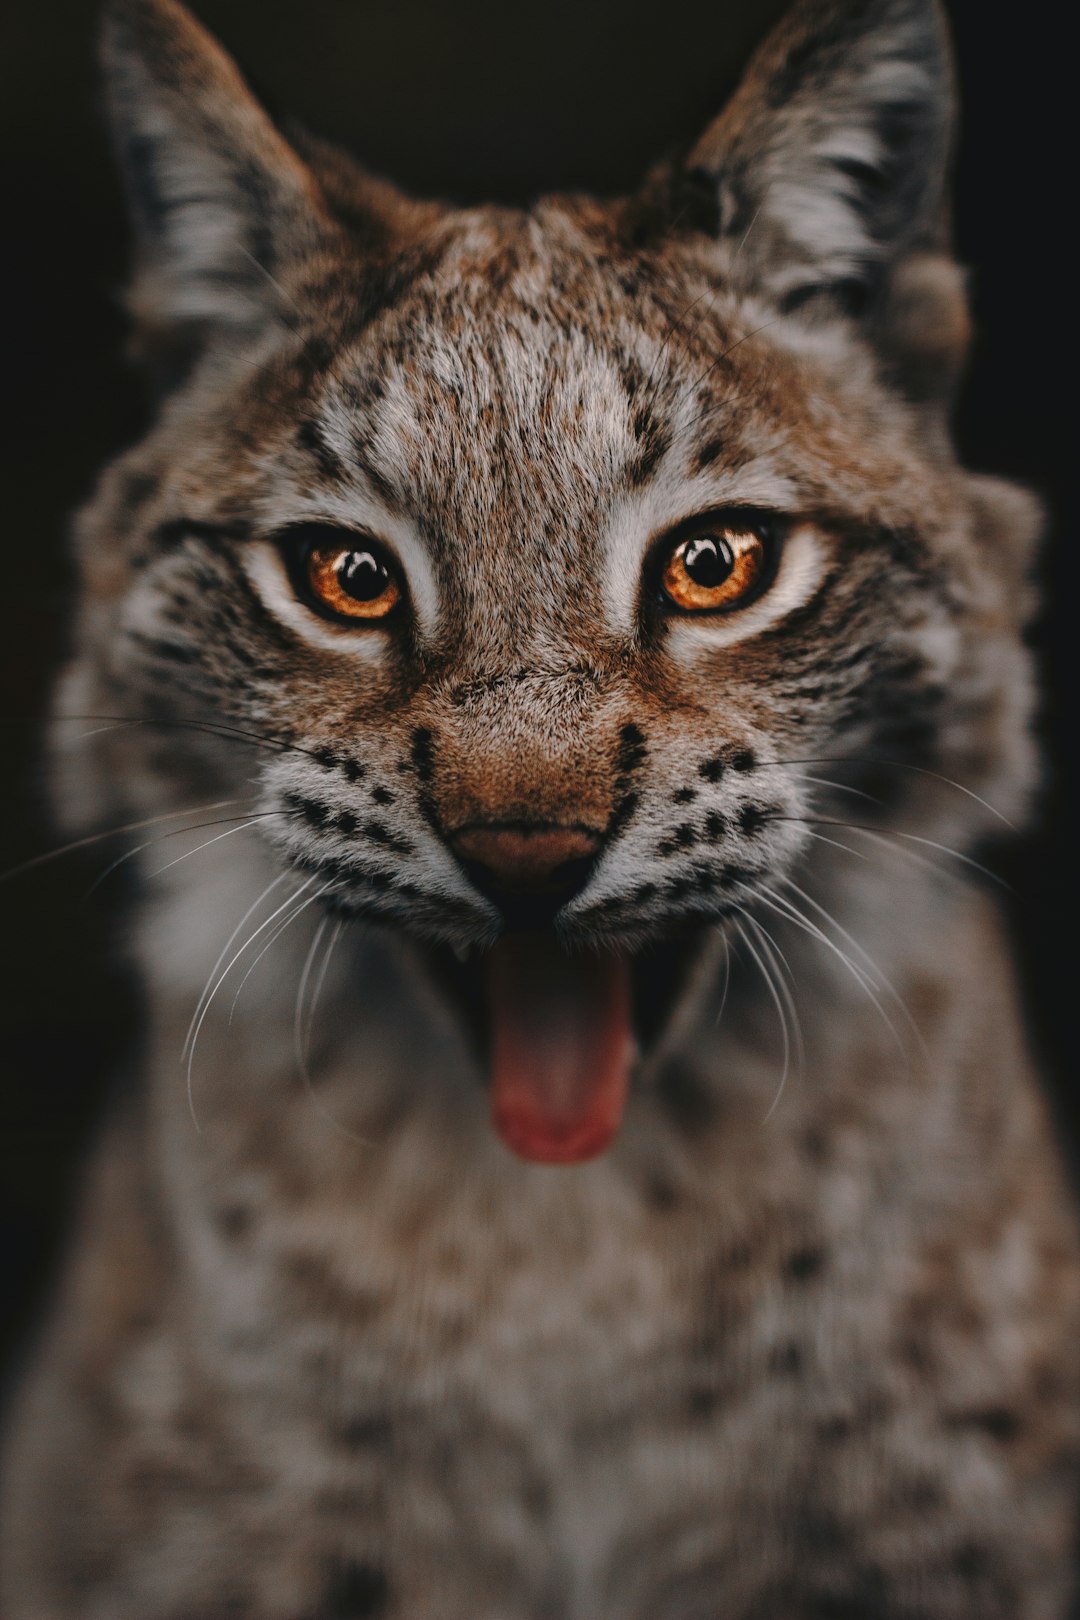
[77,0,1035,1161]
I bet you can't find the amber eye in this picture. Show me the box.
[285,527,402,623]
[659,520,773,614]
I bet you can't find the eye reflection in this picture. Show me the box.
[281,525,403,623]
[660,521,772,613]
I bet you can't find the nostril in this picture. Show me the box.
[449,822,602,901]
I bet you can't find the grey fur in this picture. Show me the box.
[2,1,1077,1615]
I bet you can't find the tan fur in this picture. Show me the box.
[2,1,1077,1615]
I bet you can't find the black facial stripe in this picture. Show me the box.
[749,561,851,645]
[286,792,331,830]
[295,417,347,483]
[285,847,430,909]
[656,823,699,857]
[604,791,640,842]
[314,747,367,784]
[151,517,252,552]
[363,821,413,854]
[282,792,415,855]
[125,628,202,666]
[349,432,403,512]
[691,436,725,474]
[738,804,768,835]
[615,722,648,774]
[409,727,435,782]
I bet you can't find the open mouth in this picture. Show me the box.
[423,926,705,1165]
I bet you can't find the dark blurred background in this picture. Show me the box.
[1,0,1075,1388]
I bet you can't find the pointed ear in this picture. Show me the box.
[102,0,328,365]
[676,0,955,313]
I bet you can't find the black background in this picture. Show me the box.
[1,0,1075,1388]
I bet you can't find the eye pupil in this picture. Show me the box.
[289,527,402,623]
[658,517,776,615]
[339,549,389,601]
[683,535,733,588]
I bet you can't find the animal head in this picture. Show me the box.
[67,0,1039,1158]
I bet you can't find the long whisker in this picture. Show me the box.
[182,872,291,1062]
[295,914,370,1147]
[237,244,308,323]
[755,884,878,999]
[226,883,330,1026]
[779,773,882,807]
[189,879,331,1128]
[851,825,1008,889]
[781,875,925,1061]
[295,915,330,1078]
[731,913,791,1125]
[745,911,805,1119]
[644,287,717,407]
[757,755,1016,831]
[684,317,784,437]
[801,826,871,863]
[756,881,919,1063]
[305,915,345,1070]
[1,798,249,887]
[714,927,733,1029]
[752,911,806,1058]
[729,199,765,272]
[183,875,318,1124]
[144,815,288,879]
[770,878,882,995]
[764,816,1008,889]
[85,808,279,896]
[47,712,326,763]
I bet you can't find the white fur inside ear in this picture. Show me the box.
[662,523,829,661]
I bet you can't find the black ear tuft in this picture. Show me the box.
[673,0,955,310]
[101,0,326,362]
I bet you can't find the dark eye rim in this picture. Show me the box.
[276,522,406,626]
[645,507,786,618]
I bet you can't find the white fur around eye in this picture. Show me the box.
[242,500,440,652]
[242,544,396,656]
[662,523,829,659]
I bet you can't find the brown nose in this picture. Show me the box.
[450,822,602,905]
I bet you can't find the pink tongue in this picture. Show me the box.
[485,933,634,1165]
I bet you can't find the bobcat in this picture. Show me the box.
[2,0,1077,1614]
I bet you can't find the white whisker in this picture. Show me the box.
[732,914,791,1125]
[747,910,806,1084]
[758,755,1016,831]
[143,815,280,879]
[226,883,329,1025]
[182,871,291,1063]
[294,916,368,1145]
[764,880,923,1063]
[294,915,330,1078]
[184,875,318,1127]
[714,927,733,1029]
[83,807,264,898]
[2,798,247,886]
[780,773,881,806]
[802,827,871,863]
[849,825,1007,889]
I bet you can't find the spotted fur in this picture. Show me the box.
[2,0,1078,1615]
